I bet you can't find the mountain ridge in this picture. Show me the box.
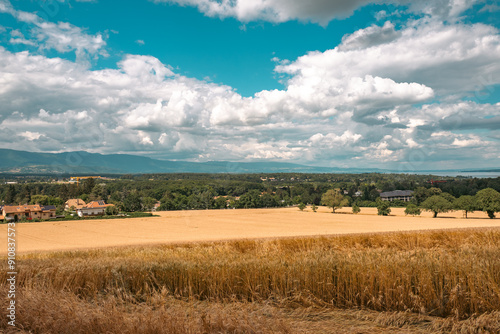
[0,148,377,174]
[1,149,498,175]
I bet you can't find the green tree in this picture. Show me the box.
[453,195,476,218]
[475,188,500,219]
[298,203,306,211]
[30,195,63,206]
[413,187,442,205]
[90,184,108,201]
[238,190,263,209]
[404,204,421,216]
[439,192,456,203]
[122,191,142,212]
[214,196,228,209]
[4,185,16,204]
[352,204,360,214]
[82,177,96,195]
[292,195,303,205]
[105,205,119,215]
[321,190,348,213]
[311,204,317,212]
[377,201,391,216]
[421,195,452,218]
[261,193,278,208]
[30,194,49,205]
[142,196,157,211]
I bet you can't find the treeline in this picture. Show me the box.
[320,186,500,219]
[408,187,500,218]
[0,173,499,214]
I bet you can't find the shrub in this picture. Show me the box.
[404,204,421,216]
[377,201,391,216]
[105,205,119,216]
[352,204,360,214]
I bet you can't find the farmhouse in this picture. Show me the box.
[380,190,414,202]
[76,200,114,217]
[1,204,56,221]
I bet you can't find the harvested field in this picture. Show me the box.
[1,207,499,254]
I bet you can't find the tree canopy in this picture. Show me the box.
[453,195,476,218]
[475,188,500,219]
[421,195,452,218]
[321,190,348,213]
[404,204,421,216]
[377,201,391,216]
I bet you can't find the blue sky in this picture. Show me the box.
[0,0,499,170]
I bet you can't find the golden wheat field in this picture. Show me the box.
[1,228,500,333]
[1,208,500,333]
[0,206,499,255]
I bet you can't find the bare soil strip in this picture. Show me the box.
[1,207,499,254]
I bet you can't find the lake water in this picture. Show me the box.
[407,172,500,178]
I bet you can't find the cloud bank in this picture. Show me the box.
[0,0,499,169]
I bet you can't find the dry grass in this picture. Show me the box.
[1,228,500,333]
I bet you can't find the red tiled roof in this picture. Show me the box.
[65,199,86,209]
[85,201,114,209]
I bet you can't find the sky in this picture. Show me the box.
[0,0,499,172]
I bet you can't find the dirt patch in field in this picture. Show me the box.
[1,207,499,254]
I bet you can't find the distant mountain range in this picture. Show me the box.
[0,149,498,175]
[0,149,381,174]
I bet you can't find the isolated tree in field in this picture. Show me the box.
[298,202,306,211]
[352,204,360,214]
[453,195,476,218]
[321,190,348,213]
[475,188,500,219]
[404,204,421,216]
[421,195,452,218]
[377,201,391,216]
[311,204,317,212]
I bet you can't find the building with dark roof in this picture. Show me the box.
[380,190,414,202]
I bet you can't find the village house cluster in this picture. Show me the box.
[65,199,115,217]
[1,199,114,222]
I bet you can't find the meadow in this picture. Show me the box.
[1,225,500,333]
